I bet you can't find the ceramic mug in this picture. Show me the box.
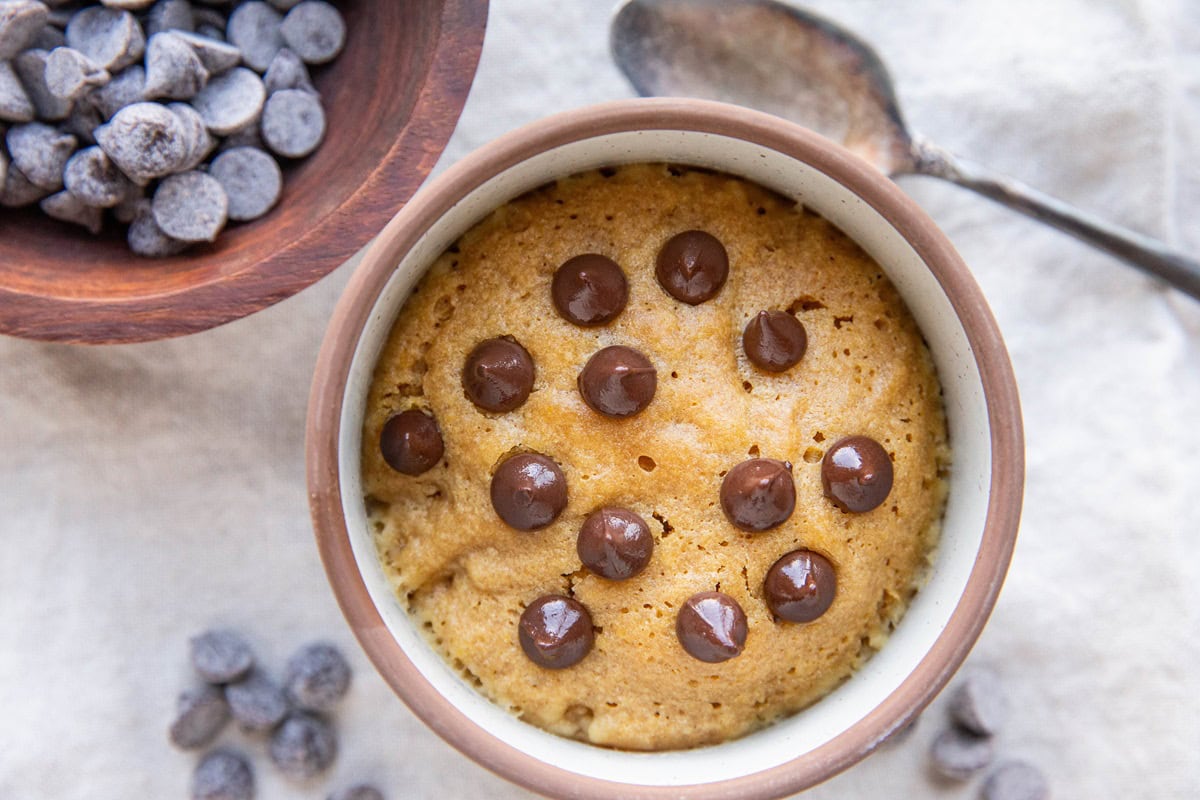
[306,98,1024,799]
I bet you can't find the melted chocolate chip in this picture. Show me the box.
[719,458,796,532]
[655,230,729,304]
[577,345,657,418]
[551,254,628,326]
[518,595,594,669]
[490,453,568,530]
[764,550,836,623]
[379,410,444,476]
[462,337,535,412]
[675,591,747,663]
[743,310,808,372]
[577,507,653,580]
[822,436,894,513]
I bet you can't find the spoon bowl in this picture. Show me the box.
[612,0,1200,299]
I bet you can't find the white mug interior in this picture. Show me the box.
[335,129,990,786]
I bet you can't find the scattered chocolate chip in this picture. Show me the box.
[378,409,443,476]
[61,100,102,145]
[145,0,196,38]
[675,591,747,663]
[192,8,229,39]
[490,452,567,531]
[821,435,894,513]
[174,30,242,74]
[192,749,254,800]
[0,60,34,123]
[269,711,337,781]
[40,189,102,233]
[1,161,50,207]
[169,685,231,750]
[283,642,351,713]
[45,46,110,101]
[328,786,384,800]
[720,458,796,532]
[764,549,836,623]
[66,6,146,72]
[7,121,75,190]
[62,143,130,208]
[128,198,188,256]
[14,49,72,120]
[743,310,808,372]
[930,726,994,781]
[0,0,49,61]
[462,337,535,413]
[168,101,216,170]
[982,761,1048,800]
[190,629,254,683]
[196,22,226,42]
[209,145,281,220]
[88,64,145,120]
[260,86,324,157]
[226,1,283,72]
[96,101,189,182]
[518,595,594,669]
[655,229,728,304]
[551,253,628,326]
[143,31,210,100]
[279,0,345,64]
[113,184,148,223]
[577,345,656,418]
[225,669,289,732]
[577,507,653,580]
[218,122,263,152]
[262,47,314,95]
[152,169,228,241]
[191,66,266,135]
[949,667,1007,737]
[30,23,65,52]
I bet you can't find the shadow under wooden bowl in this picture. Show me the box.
[0,0,488,344]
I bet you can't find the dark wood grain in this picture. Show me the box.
[0,0,488,344]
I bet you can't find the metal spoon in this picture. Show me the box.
[611,0,1200,300]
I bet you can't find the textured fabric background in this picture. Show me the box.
[1,1,1197,797]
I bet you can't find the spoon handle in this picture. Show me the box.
[911,138,1200,300]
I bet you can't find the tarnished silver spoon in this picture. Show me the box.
[611,0,1200,300]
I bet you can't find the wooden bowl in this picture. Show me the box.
[0,0,488,344]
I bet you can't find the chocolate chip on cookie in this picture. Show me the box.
[518,595,594,669]
[577,507,653,580]
[743,310,807,372]
[379,409,443,476]
[463,336,535,413]
[655,229,728,305]
[720,458,795,532]
[764,549,836,623]
[577,345,656,418]
[551,253,628,326]
[676,591,747,663]
[821,435,894,513]
[490,453,567,531]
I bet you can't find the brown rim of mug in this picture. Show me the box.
[306,98,1025,800]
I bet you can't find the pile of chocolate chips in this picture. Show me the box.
[0,0,344,256]
[171,629,383,800]
[380,227,902,670]
[926,668,1049,800]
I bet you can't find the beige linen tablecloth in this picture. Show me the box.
[2,1,1198,797]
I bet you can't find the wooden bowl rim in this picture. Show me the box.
[0,0,489,345]
[306,98,1025,799]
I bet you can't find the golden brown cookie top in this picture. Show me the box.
[362,164,950,751]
